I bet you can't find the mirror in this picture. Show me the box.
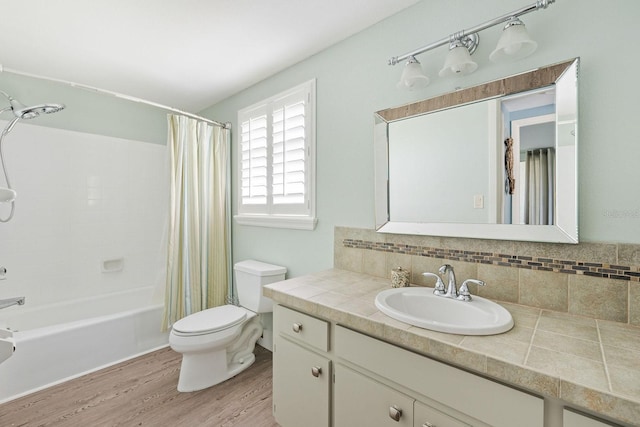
[374,58,578,243]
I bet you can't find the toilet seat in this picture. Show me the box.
[172,305,248,337]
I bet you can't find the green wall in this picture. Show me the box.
[0,72,167,144]
[200,0,640,278]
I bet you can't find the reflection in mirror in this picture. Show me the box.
[389,98,498,224]
[375,58,578,243]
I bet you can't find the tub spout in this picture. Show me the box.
[0,296,25,310]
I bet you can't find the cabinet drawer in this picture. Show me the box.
[335,325,543,427]
[275,304,329,352]
[415,401,470,427]
[335,363,414,427]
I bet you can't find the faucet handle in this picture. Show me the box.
[457,279,485,301]
[422,272,446,295]
[438,264,453,275]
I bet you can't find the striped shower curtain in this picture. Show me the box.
[524,147,555,225]
[162,114,230,330]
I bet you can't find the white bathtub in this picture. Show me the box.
[0,286,169,403]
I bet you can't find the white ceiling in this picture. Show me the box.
[1,0,419,112]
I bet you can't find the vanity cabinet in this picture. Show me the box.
[272,305,331,427]
[272,303,628,427]
[334,363,415,427]
[334,325,543,427]
[334,363,471,427]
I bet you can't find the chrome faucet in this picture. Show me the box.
[0,296,25,310]
[457,279,486,301]
[422,272,446,295]
[423,265,486,302]
[438,264,457,298]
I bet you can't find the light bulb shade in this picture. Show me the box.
[439,45,478,77]
[490,21,537,63]
[397,57,429,90]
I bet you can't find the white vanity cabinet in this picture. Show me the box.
[272,303,628,427]
[272,305,331,427]
[334,363,415,427]
[334,363,472,427]
[334,326,544,427]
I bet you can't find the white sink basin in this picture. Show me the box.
[375,287,514,335]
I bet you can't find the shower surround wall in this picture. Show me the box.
[335,227,640,326]
[0,121,167,315]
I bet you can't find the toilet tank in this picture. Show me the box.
[234,260,286,313]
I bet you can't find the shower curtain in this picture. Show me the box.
[162,114,231,330]
[524,147,555,225]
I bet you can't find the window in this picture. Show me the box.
[236,79,317,230]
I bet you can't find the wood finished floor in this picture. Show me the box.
[0,346,279,427]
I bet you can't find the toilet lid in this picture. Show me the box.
[172,305,247,335]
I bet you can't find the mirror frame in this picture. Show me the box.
[374,58,579,243]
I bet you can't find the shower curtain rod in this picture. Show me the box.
[1,66,230,129]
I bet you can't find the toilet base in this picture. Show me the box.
[177,349,257,392]
[176,316,263,392]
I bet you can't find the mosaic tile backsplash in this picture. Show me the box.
[334,227,640,326]
[343,239,640,282]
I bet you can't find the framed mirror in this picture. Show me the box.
[374,58,578,243]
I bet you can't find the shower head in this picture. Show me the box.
[1,91,65,120]
[8,97,65,119]
[0,91,64,222]
[13,103,65,119]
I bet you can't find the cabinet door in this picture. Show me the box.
[334,364,414,427]
[273,336,331,427]
[563,409,618,427]
[414,401,471,427]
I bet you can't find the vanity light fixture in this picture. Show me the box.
[397,56,430,90]
[390,0,555,89]
[490,17,538,62]
[439,34,479,77]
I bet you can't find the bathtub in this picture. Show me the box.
[0,286,169,403]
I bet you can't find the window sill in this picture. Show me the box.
[234,214,318,230]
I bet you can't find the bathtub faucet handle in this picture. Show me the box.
[0,296,25,310]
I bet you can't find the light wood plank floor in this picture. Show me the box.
[0,346,279,427]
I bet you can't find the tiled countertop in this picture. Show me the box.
[264,268,640,426]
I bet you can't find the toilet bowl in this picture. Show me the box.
[169,260,286,392]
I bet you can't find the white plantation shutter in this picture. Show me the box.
[272,96,307,211]
[240,112,268,208]
[236,80,316,229]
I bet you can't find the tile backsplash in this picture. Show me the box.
[334,227,640,326]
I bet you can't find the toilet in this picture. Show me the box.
[169,259,286,392]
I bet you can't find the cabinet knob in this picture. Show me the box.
[292,322,303,333]
[311,366,322,377]
[388,405,403,422]
[422,423,436,427]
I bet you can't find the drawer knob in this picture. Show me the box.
[292,322,303,333]
[311,366,322,377]
[389,405,403,422]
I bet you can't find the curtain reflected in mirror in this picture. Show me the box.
[524,148,554,225]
